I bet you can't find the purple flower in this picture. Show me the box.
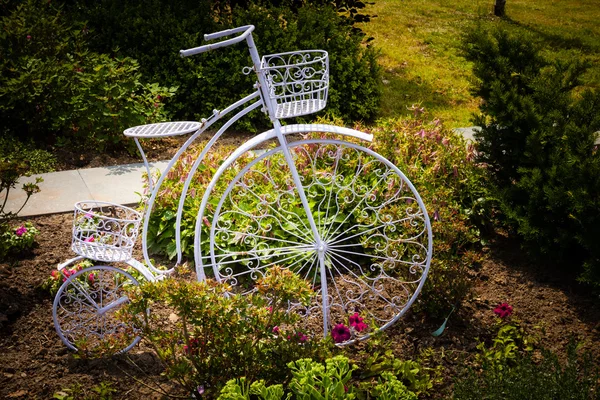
[493,302,513,318]
[297,332,308,343]
[349,313,368,332]
[331,323,351,343]
[433,210,441,222]
[354,322,368,332]
[349,312,363,326]
[15,226,27,237]
[84,212,94,219]
[197,385,205,395]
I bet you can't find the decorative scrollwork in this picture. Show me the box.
[204,139,432,343]
[53,266,140,353]
[71,201,141,262]
[260,51,329,118]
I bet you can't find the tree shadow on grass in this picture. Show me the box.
[502,17,599,54]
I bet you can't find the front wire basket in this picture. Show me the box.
[261,50,329,119]
[71,201,142,262]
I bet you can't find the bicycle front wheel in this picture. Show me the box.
[204,139,432,343]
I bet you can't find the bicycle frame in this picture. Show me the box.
[139,25,373,279]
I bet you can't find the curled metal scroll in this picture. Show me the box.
[203,139,432,344]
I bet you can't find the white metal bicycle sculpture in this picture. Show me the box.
[53,25,433,353]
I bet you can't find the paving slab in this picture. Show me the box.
[3,170,91,217]
[78,161,169,205]
[4,161,169,217]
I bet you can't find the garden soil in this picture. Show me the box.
[2,134,600,398]
[2,213,599,399]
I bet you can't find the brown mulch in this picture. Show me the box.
[2,133,599,398]
[1,212,599,399]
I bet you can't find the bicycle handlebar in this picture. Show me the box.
[179,25,255,57]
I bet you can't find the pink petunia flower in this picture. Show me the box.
[493,302,513,318]
[354,321,368,332]
[85,236,95,243]
[349,312,363,326]
[88,273,95,283]
[297,333,308,343]
[15,226,27,237]
[272,326,280,334]
[331,323,351,343]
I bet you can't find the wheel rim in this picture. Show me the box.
[52,265,140,353]
[206,139,432,344]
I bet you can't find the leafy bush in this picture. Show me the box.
[359,348,437,397]
[40,259,95,296]
[0,0,176,152]
[372,113,489,317]
[0,222,38,259]
[462,23,600,286]
[65,0,381,126]
[454,341,600,400]
[119,267,332,398]
[0,136,53,258]
[218,356,418,400]
[145,114,488,319]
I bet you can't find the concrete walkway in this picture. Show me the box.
[4,161,168,217]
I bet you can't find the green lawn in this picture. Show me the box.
[359,0,600,127]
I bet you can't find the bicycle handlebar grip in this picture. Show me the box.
[179,25,255,57]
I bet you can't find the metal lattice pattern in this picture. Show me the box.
[123,121,201,138]
[72,201,141,263]
[52,266,141,353]
[204,139,432,344]
[261,51,329,119]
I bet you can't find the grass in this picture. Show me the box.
[359,0,600,127]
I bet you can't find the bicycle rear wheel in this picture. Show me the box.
[202,139,432,344]
[53,265,141,354]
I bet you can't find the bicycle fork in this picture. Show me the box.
[271,119,331,336]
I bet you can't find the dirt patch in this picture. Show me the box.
[1,214,599,398]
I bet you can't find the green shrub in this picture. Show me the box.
[0,136,53,258]
[462,24,600,286]
[218,356,418,400]
[145,115,488,319]
[454,341,600,400]
[65,0,381,126]
[40,259,95,296]
[0,222,38,259]
[372,114,489,317]
[0,0,175,152]
[119,267,331,398]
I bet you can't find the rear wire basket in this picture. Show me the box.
[261,50,329,119]
[71,201,142,262]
